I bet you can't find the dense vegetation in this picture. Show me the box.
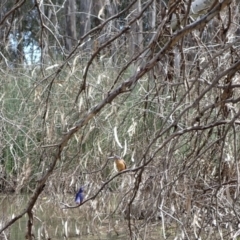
[1,0,240,239]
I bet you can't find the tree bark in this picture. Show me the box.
[64,0,77,51]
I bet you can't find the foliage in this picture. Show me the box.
[1,0,240,239]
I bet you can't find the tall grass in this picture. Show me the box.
[1,2,240,239]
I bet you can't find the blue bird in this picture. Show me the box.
[75,187,84,204]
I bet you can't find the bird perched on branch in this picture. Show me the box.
[108,155,127,172]
[75,187,84,204]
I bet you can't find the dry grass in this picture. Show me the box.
[1,1,240,239]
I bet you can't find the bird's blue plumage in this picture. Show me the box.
[75,187,84,204]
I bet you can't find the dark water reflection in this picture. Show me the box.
[0,195,127,240]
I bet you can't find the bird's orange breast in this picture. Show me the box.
[115,159,126,172]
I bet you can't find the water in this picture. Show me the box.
[0,195,128,239]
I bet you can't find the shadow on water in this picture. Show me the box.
[0,194,128,240]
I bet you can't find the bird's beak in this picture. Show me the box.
[108,156,115,159]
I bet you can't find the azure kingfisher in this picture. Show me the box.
[75,187,84,204]
[108,155,127,172]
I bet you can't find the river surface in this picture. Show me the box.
[0,194,130,239]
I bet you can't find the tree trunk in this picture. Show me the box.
[128,0,143,56]
[64,0,77,51]
[79,0,92,37]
